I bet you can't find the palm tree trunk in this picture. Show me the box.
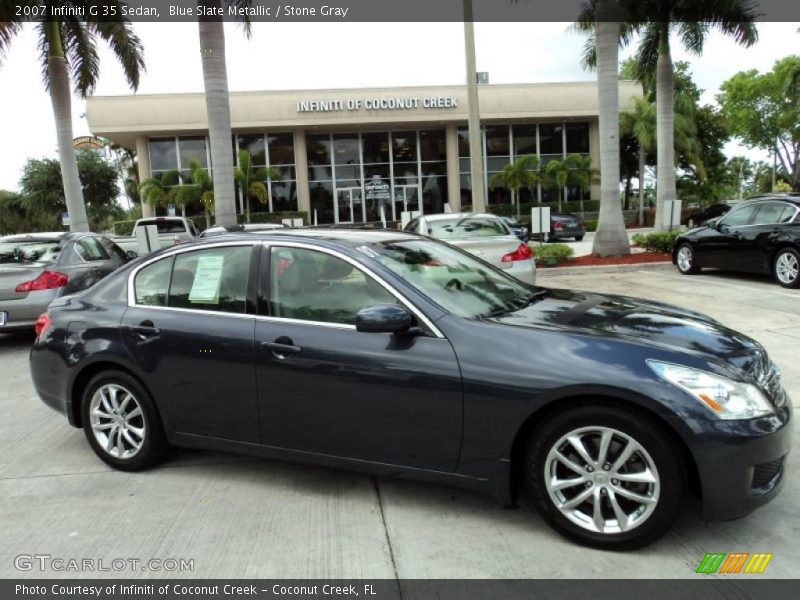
[653,25,677,232]
[638,144,645,226]
[199,7,236,227]
[246,196,251,224]
[591,3,629,256]
[46,23,90,233]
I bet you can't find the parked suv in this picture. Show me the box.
[673,195,800,288]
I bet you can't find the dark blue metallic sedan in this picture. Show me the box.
[29,230,791,549]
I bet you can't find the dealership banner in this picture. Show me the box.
[4,580,800,600]
[4,0,800,22]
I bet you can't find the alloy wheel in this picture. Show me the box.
[676,246,693,272]
[543,426,660,535]
[775,251,799,285]
[89,384,146,459]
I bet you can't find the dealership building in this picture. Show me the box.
[86,81,640,224]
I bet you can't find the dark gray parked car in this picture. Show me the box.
[0,232,130,331]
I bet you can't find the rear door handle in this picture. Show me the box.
[126,321,161,342]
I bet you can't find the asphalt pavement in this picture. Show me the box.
[0,264,797,579]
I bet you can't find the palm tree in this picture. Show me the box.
[139,170,180,215]
[592,0,630,256]
[544,159,572,213]
[233,150,282,223]
[624,2,757,230]
[490,155,540,220]
[175,160,215,229]
[197,0,254,227]
[566,154,600,219]
[0,4,145,232]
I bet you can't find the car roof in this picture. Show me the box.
[420,212,498,222]
[0,232,68,242]
[187,228,420,247]
[745,193,800,205]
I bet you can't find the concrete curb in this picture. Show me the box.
[536,261,674,275]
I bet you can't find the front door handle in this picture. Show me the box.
[261,337,302,359]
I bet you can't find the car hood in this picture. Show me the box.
[492,288,761,370]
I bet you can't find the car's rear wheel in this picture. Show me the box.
[675,243,700,275]
[81,370,171,471]
[773,248,800,288]
[574,235,584,242]
[525,405,684,550]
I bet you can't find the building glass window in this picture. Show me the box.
[268,132,294,165]
[149,138,177,173]
[333,133,360,166]
[307,134,332,166]
[538,123,563,155]
[566,122,590,154]
[237,134,266,166]
[513,124,537,156]
[362,132,391,164]
[419,130,446,162]
[179,136,208,170]
[485,126,510,158]
[457,127,471,158]
[391,132,417,162]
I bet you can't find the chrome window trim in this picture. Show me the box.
[719,201,800,229]
[127,240,256,312]
[126,239,444,338]
[262,240,444,338]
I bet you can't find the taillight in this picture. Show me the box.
[15,271,69,293]
[502,243,534,262]
[553,221,563,230]
[34,313,52,338]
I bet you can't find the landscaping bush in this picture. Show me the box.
[583,219,598,232]
[631,230,681,253]
[532,243,574,265]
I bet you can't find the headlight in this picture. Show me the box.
[647,361,773,420]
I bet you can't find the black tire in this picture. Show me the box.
[574,235,584,242]
[81,370,172,471]
[773,247,800,289]
[675,243,701,275]
[524,404,685,550]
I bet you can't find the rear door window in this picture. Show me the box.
[134,256,173,306]
[75,236,110,261]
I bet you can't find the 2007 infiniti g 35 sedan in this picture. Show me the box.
[30,230,791,549]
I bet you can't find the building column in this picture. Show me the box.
[135,136,153,218]
[445,124,461,213]
[293,129,310,222]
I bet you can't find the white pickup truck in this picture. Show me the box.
[111,217,200,256]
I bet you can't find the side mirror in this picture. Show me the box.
[126,250,138,260]
[356,304,413,334]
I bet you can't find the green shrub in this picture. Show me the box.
[631,230,681,253]
[583,219,598,232]
[532,243,574,265]
[112,220,137,236]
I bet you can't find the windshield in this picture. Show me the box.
[0,239,61,264]
[425,216,509,239]
[364,239,539,319]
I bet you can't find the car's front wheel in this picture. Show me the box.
[81,370,171,471]
[675,243,700,275]
[525,405,684,550]
[773,248,800,289]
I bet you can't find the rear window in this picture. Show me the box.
[425,217,509,239]
[0,239,61,264]
[137,219,187,234]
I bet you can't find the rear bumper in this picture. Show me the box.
[503,259,536,285]
[0,290,57,330]
[696,400,792,521]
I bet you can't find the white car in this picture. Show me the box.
[404,213,536,285]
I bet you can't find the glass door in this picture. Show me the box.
[394,185,420,221]
[336,187,364,224]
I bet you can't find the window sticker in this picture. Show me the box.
[188,255,224,304]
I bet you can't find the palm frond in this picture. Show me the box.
[226,0,254,37]
[90,6,145,91]
[61,20,99,97]
[0,20,24,64]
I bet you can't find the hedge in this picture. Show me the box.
[531,243,574,265]
[631,230,681,253]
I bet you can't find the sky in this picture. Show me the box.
[0,21,796,193]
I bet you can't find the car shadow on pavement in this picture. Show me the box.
[0,330,34,351]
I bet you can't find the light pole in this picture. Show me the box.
[463,0,486,212]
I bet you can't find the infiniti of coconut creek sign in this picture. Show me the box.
[296,96,461,113]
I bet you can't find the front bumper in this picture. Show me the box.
[695,401,792,521]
